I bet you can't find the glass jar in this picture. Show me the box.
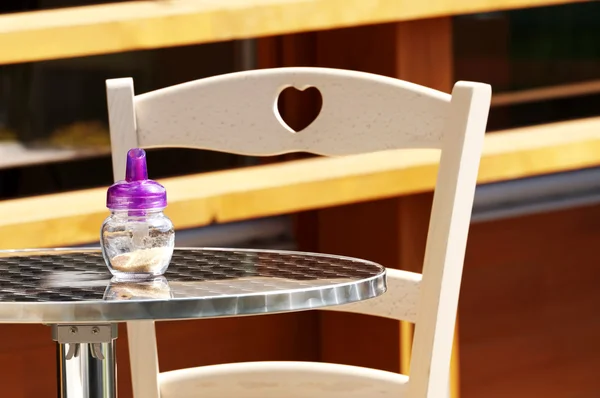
[101,209,174,278]
[101,148,175,279]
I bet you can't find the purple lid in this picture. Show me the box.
[107,148,167,210]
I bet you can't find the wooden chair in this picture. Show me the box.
[106,67,491,398]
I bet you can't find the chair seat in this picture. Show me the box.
[159,361,409,398]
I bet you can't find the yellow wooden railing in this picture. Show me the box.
[0,0,586,65]
[2,116,599,249]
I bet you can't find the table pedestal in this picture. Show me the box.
[53,324,118,398]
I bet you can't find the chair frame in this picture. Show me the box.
[106,67,491,398]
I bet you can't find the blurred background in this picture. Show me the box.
[1,0,600,397]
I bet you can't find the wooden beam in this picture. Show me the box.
[1,117,600,250]
[0,0,585,65]
[492,79,600,107]
[393,15,455,394]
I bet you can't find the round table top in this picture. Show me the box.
[0,248,386,324]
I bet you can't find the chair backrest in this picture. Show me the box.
[107,67,460,181]
[106,67,491,398]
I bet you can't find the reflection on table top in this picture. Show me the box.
[0,248,386,324]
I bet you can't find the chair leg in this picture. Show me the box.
[127,321,160,398]
[400,319,461,398]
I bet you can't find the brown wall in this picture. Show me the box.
[461,202,600,397]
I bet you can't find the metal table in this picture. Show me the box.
[0,247,386,398]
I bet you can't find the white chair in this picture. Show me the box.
[106,67,491,398]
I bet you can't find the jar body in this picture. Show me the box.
[101,209,175,279]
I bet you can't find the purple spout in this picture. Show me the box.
[107,148,167,211]
[126,148,149,182]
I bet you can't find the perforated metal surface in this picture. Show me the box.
[0,248,385,324]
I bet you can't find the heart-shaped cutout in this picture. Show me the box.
[276,86,323,133]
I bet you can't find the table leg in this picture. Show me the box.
[52,324,118,398]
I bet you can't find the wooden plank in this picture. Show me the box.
[1,116,600,249]
[0,0,586,65]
